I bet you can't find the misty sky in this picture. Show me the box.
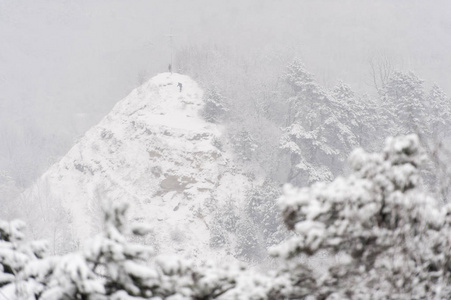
[1,0,451,185]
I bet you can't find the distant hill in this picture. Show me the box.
[20,73,254,262]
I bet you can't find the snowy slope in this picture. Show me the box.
[22,73,251,262]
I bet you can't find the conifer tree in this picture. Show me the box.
[0,219,52,299]
[426,84,451,140]
[332,82,380,148]
[83,200,156,298]
[201,87,229,124]
[381,71,428,136]
[280,59,359,185]
[272,135,451,299]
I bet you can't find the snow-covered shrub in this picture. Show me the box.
[272,135,451,299]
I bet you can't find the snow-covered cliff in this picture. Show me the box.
[22,73,251,262]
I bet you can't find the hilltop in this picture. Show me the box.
[20,73,253,262]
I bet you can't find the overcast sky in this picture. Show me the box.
[1,0,451,185]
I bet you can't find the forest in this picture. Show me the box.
[2,1,451,299]
[3,46,451,298]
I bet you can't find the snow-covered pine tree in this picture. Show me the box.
[83,200,156,299]
[1,199,242,299]
[36,253,104,299]
[229,181,288,263]
[381,73,451,200]
[24,200,154,299]
[421,84,451,202]
[230,129,258,163]
[331,82,380,149]
[0,171,20,219]
[381,71,428,136]
[201,87,229,123]
[272,135,451,299]
[81,200,238,299]
[425,84,451,141]
[154,256,238,299]
[0,219,29,289]
[280,59,359,186]
[245,181,286,249]
[0,218,51,299]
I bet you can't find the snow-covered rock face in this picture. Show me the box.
[23,73,247,261]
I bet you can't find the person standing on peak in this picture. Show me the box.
[177,82,183,92]
[168,64,172,74]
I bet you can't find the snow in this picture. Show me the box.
[21,72,251,263]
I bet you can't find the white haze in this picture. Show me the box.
[1,0,451,187]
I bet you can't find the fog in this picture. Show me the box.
[3,2,451,297]
[1,0,451,186]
